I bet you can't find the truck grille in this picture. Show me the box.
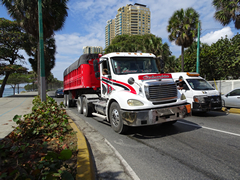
[145,83,177,103]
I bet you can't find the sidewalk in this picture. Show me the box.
[0,91,37,140]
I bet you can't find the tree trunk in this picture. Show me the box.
[181,45,184,72]
[38,43,41,95]
[12,85,16,95]
[0,72,10,97]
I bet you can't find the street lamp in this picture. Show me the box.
[196,22,200,74]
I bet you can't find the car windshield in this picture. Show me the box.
[57,89,63,93]
[111,57,159,75]
[186,79,215,90]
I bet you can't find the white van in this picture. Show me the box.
[171,72,222,112]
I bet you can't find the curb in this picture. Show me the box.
[68,118,95,180]
[222,107,240,114]
[229,108,240,114]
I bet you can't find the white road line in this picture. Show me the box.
[178,121,240,137]
[105,139,140,180]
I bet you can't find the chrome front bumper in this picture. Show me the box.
[121,103,191,126]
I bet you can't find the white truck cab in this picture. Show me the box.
[171,72,222,112]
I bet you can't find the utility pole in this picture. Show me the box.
[38,0,46,101]
[196,22,200,73]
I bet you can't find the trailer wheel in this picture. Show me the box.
[63,94,67,107]
[66,95,71,108]
[109,102,128,134]
[83,97,92,117]
[77,96,83,114]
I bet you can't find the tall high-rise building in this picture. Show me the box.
[105,19,115,47]
[105,3,151,48]
[83,46,103,54]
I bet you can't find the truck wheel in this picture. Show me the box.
[109,102,128,134]
[83,97,92,117]
[66,95,71,108]
[64,94,67,106]
[77,96,83,114]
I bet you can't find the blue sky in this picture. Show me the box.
[1,0,239,81]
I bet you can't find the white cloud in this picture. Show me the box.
[3,0,235,81]
[200,27,234,45]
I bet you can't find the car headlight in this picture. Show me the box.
[181,93,186,100]
[193,96,207,103]
[127,99,144,106]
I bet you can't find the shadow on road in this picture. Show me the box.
[192,111,227,117]
[5,94,37,98]
[125,119,201,139]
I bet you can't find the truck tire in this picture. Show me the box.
[64,94,67,107]
[66,95,71,108]
[109,102,128,134]
[77,96,83,114]
[83,97,92,117]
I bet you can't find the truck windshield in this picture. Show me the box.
[111,57,159,75]
[186,79,215,90]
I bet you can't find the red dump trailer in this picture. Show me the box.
[63,54,102,107]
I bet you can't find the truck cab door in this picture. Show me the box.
[101,60,112,99]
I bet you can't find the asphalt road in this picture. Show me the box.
[52,93,240,180]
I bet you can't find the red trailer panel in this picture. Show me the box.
[63,54,102,92]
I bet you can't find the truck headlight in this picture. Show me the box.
[193,96,207,103]
[127,99,144,106]
[181,93,186,100]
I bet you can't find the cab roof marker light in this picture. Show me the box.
[128,53,131,55]
[187,72,199,77]
[134,53,137,55]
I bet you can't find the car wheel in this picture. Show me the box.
[109,102,128,134]
[222,99,225,107]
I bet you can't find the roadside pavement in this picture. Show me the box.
[0,91,37,140]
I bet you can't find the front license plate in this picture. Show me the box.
[156,108,173,116]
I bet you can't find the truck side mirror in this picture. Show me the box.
[93,59,99,72]
[95,72,100,78]
[183,84,189,90]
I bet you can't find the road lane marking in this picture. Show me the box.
[0,98,27,117]
[178,121,240,137]
[105,139,140,180]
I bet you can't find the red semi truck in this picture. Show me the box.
[63,53,191,134]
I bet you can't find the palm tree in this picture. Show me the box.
[2,0,68,93]
[2,0,68,41]
[27,37,56,79]
[167,7,200,72]
[213,0,240,29]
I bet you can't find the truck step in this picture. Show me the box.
[92,112,107,120]
[93,100,107,107]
